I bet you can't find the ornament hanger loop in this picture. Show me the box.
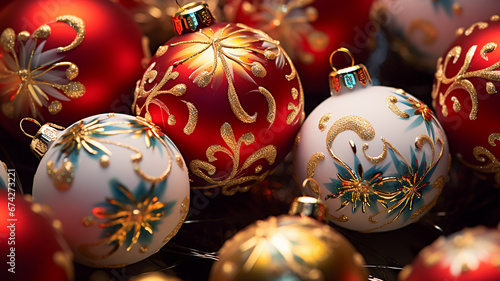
[20,117,42,139]
[302,177,321,198]
[329,47,355,72]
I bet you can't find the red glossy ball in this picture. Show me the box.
[133,22,304,195]
[432,15,500,186]
[0,0,145,140]
[400,226,500,281]
[0,190,73,281]
[223,0,375,97]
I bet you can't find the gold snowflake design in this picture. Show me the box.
[0,15,86,119]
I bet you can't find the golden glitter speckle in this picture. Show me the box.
[455,27,464,37]
[318,113,332,132]
[48,100,63,115]
[175,154,184,169]
[451,96,461,112]
[452,3,462,15]
[99,155,110,167]
[168,114,176,126]
[255,165,263,173]
[139,246,148,253]
[491,15,500,21]
[487,82,497,95]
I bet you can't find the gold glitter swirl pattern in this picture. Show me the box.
[458,133,500,186]
[190,122,277,195]
[433,21,500,121]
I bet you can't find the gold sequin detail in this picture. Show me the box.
[451,96,461,112]
[48,101,63,115]
[255,165,263,173]
[156,45,169,57]
[55,15,85,52]
[163,196,189,243]
[386,96,410,118]
[306,152,325,195]
[465,22,488,36]
[486,82,497,94]
[139,246,148,253]
[287,87,304,125]
[175,154,184,169]
[168,115,176,126]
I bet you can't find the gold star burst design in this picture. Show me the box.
[0,15,86,119]
[165,22,297,125]
[92,182,166,251]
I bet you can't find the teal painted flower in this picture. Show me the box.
[432,0,456,16]
[392,90,438,141]
[92,179,175,251]
[324,154,398,214]
[382,145,438,222]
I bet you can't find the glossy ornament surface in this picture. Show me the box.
[373,0,500,72]
[0,190,74,281]
[400,226,500,281]
[224,0,374,96]
[209,215,368,281]
[31,113,190,267]
[294,49,450,232]
[0,160,8,190]
[0,0,145,139]
[133,3,304,195]
[432,15,500,186]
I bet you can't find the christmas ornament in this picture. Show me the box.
[133,2,304,195]
[293,48,450,232]
[0,0,145,139]
[224,0,375,96]
[0,190,74,281]
[115,0,220,52]
[288,194,329,222]
[209,215,368,281]
[29,113,190,267]
[373,0,500,72]
[399,226,500,281]
[0,160,8,190]
[432,15,500,186]
[129,271,184,281]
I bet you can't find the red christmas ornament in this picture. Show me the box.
[400,226,500,281]
[223,0,375,96]
[133,2,304,195]
[432,15,500,186]
[0,0,145,139]
[0,190,74,281]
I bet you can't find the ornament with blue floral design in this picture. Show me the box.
[30,113,190,267]
[294,48,450,232]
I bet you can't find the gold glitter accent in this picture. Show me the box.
[182,100,198,135]
[386,96,410,118]
[458,133,500,185]
[433,40,500,121]
[47,159,75,191]
[318,113,332,132]
[82,216,97,227]
[424,251,442,266]
[168,114,176,125]
[258,86,276,125]
[156,45,169,57]
[255,165,263,173]
[408,19,437,45]
[163,196,189,243]
[190,122,277,195]
[287,87,304,125]
[455,27,464,37]
[175,154,184,169]
[31,203,42,213]
[491,15,500,21]
[251,62,267,77]
[465,22,488,36]
[107,113,116,118]
[451,96,461,112]
[487,82,497,94]
[48,100,62,115]
[55,15,85,52]
[306,152,325,195]
[0,16,86,119]
[452,3,462,15]
[328,213,349,222]
[139,246,148,253]
[99,155,110,167]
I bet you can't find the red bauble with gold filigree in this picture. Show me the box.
[0,190,74,281]
[432,15,500,186]
[0,0,144,139]
[133,3,304,195]
[223,0,375,97]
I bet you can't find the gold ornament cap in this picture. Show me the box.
[172,2,215,35]
[20,118,65,159]
[329,47,372,95]
[289,196,329,222]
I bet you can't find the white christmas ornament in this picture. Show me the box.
[293,48,450,232]
[29,113,190,267]
[0,160,8,190]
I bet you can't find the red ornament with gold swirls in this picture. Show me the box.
[0,0,145,139]
[0,190,74,281]
[223,0,375,97]
[432,15,500,186]
[132,2,305,195]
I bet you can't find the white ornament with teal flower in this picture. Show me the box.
[32,113,190,267]
[294,49,450,232]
